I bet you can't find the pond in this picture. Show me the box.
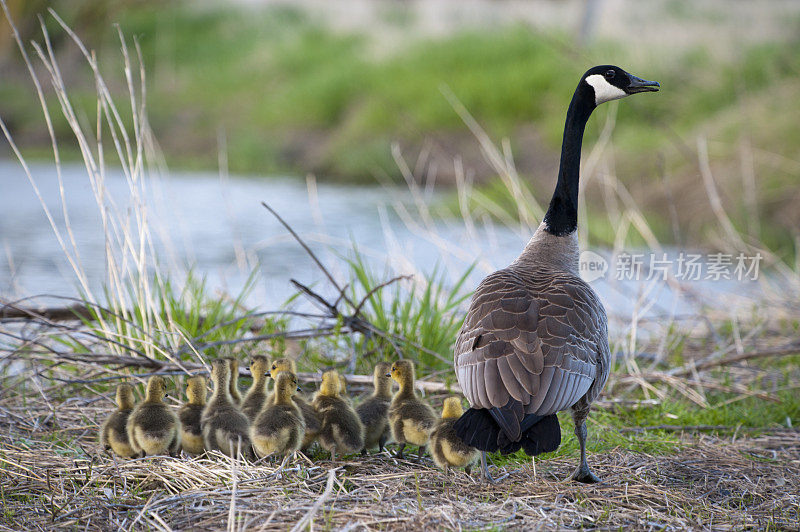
[0,160,769,337]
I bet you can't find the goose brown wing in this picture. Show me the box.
[454,268,603,429]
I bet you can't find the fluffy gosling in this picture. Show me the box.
[223,356,242,405]
[430,397,478,474]
[178,375,207,455]
[126,376,181,457]
[100,383,138,458]
[241,355,270,422]
[271,358,321,449]
[251,371,306,458]
[356,362,393,454]
[313,370,364,461]
[388,360,437,460]
[201,359,254,459]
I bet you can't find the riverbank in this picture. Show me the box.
[2,1,800,252]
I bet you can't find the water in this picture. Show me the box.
[0,160,771,336]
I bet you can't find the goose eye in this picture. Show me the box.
[604,69,615,79]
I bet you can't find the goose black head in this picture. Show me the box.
[581,65,659,107]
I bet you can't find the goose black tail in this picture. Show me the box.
[454,407,561,456]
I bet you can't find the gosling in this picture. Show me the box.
[241,355,270,422]
[178,375,207,455]
[251,371,306,458]
[271,358,321,449]
[338,374,352,404]
[223,356,242,405]
[100,383,138,458]
[313,370,364,461]
[201,359,254,459]
[126,376,181,457]
[356,362,393,454]
[388,360,436,460]
[430,397,478,475]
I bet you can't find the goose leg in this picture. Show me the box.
[571,409,600,484]
[395,443,406,459]
[480,451,497,484]
[416,445,425,462]
[378,434,388,453]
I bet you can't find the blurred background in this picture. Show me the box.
[1,0,799,322]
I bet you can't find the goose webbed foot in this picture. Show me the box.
[572,465,601,484]
[480,451,500,484]
[571,416,600,483]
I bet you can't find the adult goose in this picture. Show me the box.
[454,65,659,483]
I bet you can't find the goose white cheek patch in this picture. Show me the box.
[585,74,627,105]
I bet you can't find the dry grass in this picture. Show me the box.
[1,390,797,531]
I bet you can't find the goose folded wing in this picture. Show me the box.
[454,271,601,439]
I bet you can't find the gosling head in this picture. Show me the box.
[210,359,231,388]
[223,357,240,381]
[388,360,415,387]
[274,371,300,402]
[186,375,207,406]
[581,65,659,107]
[270,358,297,380]
[249,355,270,380]
[441,396,464,419]
[145,376,168,403]
[319,370,342,397]
[116,383,135,410]
[372,362,393,395]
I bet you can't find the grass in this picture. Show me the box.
[1,4,800,530]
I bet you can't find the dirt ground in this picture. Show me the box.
[1,396,798,531]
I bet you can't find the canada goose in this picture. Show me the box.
[355,362,393,454]
[313,370,364,461]
[270,358,321,448]
[430,397,478,475]
[201,359,254,459]
[388,360,437,460]
[99,383,137,458]
[241,355,270,422]
[178,375,207,455]
[223,356,242,405]
[453,65,659,483]
[126,376,181,457]
[251,371,306,458]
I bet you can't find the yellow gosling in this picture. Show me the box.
[127,376,181,457]
[388,360,436,460]
[100,383,138,458]
[271,358,320,449]
[313,370,364,461]
[430,397,478,474]
[355,362,393,454]
[178,375,207,455]
[201,359,254,459]
[250,371,306,458]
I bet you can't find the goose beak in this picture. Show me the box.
[296,386,301,392]
[625,74,659,94]
[385,372,391,377]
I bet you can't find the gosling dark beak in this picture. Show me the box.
[625,74,659,94]
[385,373,391,377]
[296,386,301,392]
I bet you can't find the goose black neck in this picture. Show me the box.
[542,85,595,236]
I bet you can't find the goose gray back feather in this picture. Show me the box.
[454,223,610,427]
